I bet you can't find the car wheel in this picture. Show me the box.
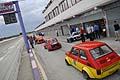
[69,39,72,43]
[65,59,71,66]
[67,39,69,43]
[44,46,47,49]
[82,71,90,80]
[48,48,52,51]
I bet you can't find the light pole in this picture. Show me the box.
[14,1,30,52]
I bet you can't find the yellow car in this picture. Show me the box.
[65,41,120,79]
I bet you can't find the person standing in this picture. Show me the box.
[113,21,120,41]
[28,36,34,48]
[94,23,100,39]
[80,27,86,42]
[86,25,94,41]
[86,26,91,39]
[90,24,95,41]
[56,30,59,37]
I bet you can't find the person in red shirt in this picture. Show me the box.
[80,27,86,42]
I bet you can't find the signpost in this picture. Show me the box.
[3,13,17,24]
[0,1,30,52]
[0,1,41,80]
[0,2,14,14]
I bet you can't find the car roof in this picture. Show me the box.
[46,38,57,41]
[74,41,106,50]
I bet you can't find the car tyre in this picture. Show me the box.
[44,46,47,49]
[48,48,52,51]
[67,39,70,43]
[82,71,90,80]
[69,39,72,43]
[65,59,71,66]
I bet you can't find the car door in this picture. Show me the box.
[76,49,88,71]
[70,47,79,68]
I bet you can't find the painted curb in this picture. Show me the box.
[32,49,48,80]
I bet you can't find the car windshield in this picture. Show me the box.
[51,38,58,44]
[90,45,112,59]
[72,32,80,36]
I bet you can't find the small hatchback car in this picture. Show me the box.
[65,41,120,79]
[35,36,45,44]
[44,38,62,51]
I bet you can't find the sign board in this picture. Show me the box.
[0,2,14,14]
[3,13,17,24]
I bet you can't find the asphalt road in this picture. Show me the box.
[0,37,23,80]
[35,38,120,80]
[0,37,21,59]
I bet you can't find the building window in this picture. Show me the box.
[48,14,50,20]
[52,10,55,17]
[59,0,69,13]
[45,16,48,21]
[56,7,60,15]
[71,0,82,6]
[63,0,69,10]
[59,1,64,12]
[53,6,60,17]
[71,0,77,5]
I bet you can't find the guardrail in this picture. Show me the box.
[0,39,24,80]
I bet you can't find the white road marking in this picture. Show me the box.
[0,37,17,44]
[0,52,9,61]
[32,49,48,80]
[31,60,37,69]
[0,38,22,62]
[0,56,5,61]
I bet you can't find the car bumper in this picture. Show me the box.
[94,63,120,79]
[49,44,61,51]
[36,40,45,44]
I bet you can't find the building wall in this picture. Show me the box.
[37,0,120,37]
[36,0,114,31]
[103,1,120,37]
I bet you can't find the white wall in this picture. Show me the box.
[35,0,113,31]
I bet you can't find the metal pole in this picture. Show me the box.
[14,1,30,52]
[102,9,110,37]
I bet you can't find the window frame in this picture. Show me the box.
[79,49,87,60]
[90,45,113,59]
[71,47,79,56]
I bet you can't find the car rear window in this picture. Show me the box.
[72,32,80,36]
[90,45,112,59]
[51,38,58,44]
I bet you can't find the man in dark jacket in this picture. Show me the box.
[28,36,34,48]
[114,21,120,41]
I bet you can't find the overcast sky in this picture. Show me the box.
[0,0,48,37]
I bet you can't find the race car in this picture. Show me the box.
[44,38,62,51]
[67,31,81,43]
[65,41,120,79]
[35,35,45,44]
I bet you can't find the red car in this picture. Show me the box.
[65,41,120,79]
[44,38,62,51]
[35,35,45,44]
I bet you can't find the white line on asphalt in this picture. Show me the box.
[0,38,22,62]
[32,49,48,80]
[0,37,17,44]
[0,56,5,61]
[31,60,37,69]
[0,49,13,62]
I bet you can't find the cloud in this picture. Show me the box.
[0,0,48,37]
